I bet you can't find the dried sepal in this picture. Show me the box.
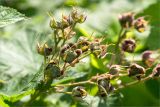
[37,43,52,56]
[72,86,87,100]
[71,9,87,23]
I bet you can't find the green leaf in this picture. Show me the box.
[52,70,87,86]
[90,54,107,73]
[0,28,46,102]
[0,6,27,28]
[137,1,160,49]
[0,97,9,107]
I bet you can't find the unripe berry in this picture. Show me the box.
[134,17,148,33]
[142,51,154,67]
[44,60,61,84]
[109,65,121,76]
[152,64,160,77]
[97,78,114,97]
[128,63,145,77]
[121,39,136,53]
[75,49,82,57]
[62,50,78,63]
[118,12,134,28]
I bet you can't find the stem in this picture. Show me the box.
[44,56,46,66]
[61,22,76,47]
[110,28,125,65]
[54,80,96,87]
[65,52,92,70]
[118,75,152,89]
[61,29,66,46]
[24,90,40,106]
[78,52,92,61]
[56,91,72,95]
[51,30,58,59]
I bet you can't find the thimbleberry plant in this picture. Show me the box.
[22,8,160,106]
[0,6,159,107]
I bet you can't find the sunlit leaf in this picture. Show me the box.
[0,6,27,28]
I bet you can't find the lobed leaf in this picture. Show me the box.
[0,6,27,28]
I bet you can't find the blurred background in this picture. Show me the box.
[0,0,160,107]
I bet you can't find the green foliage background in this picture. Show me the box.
[0,0,160,107]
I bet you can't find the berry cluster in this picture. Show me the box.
[29,9,160,104]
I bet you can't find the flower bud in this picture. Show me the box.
[37,43,52,56]
[64,27,76,39]
[121,39,136,53]
[118,12,134,28]
[71,9,87,23]
[61,15,70,29]
[142,51,154,67]
[128,63,145,77]
[72,86,87,100]
[134,17,148,33]
[152,64,160,77]
[50,17,57,29]
[98,78,114,97]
